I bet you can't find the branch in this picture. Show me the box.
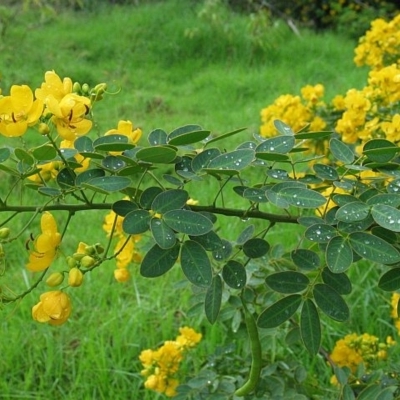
[0,203,299,223]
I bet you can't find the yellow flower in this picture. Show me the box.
[45,93,92,141]
[0,85,43,137]
[35,70,73,103]
[27,161,60,183]
[176,326,202,348]
[105,120,142,145]
[26,212,61,272]
[114,268,130,282]
[32,290,71,326]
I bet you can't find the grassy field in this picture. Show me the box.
[0,1,393,399]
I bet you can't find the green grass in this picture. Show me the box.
[0,1,396,399]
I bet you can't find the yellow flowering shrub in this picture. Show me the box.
[139,327,202,397]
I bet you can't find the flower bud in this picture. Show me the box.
[73,81,81,93]
[94,243,104,254]
[46,272,64,287]
[0,227,10,239]
[72,252,85,261]
[84,245,96,256]
[67,256,78,269]
[0,244,4,258]
[68,267,83,287]
[38,123,50,135]
[81,83,90,94]
[80,255,95,268]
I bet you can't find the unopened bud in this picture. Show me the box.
[80,255,95,268]
[72,252,85,261]
[81,83,90,94]
[68,267,83,287]
[46,272,64,287]
[67,256,78,268]
[0,244,5,258]
[94,243,104,254]
[38,123,50,135]
[0,227,10,239]
[84,245,96,256]
[72,82,82,93]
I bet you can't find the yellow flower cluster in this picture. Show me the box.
[330,332,395,384]
[103,208,142,282]
[391,292,400,334]
[260,84,327,138]
[354,14,400,70]
[139,327,202,397]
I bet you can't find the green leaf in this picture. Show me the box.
[266,271,309,294]
[151,189,188,213]
[236,225,255,245]
[273,119,294,135]
[300,299,321,355]
[14,148,34,165]
[204,127,247,147]
[102,155,126,171]
[136,146,177,163]
[267,168,289,180]
[257,294,302,329]
[305,223,337,243]
[164,209,213,236]
[189,230,223,251]
[363,139,399,163]
[294,131,332,140]
[75,169,105,186]
[140,243,180,277]
[349,232,400,264]
[242,187,269,203]
[337,215,374,234]
[56,168,76,189]
[322,267,352,295]
[256,136,295,154]
[148,128,167,146]
[366,193,400,207]
[168,129,210,146]
[191,148,221,172]
[313,164,339,181]
[335,201,370,222]
[387,178,400,194]
[222,260,246,289]
[332,194,358,207]
[93,134,135,151]
[38,187,62,197]
[291,249,320,270]
[181,240,212,287]
[313,284,349,321]
[74,136,94,153]
[371,204,400,232]
[255,152,289,162]
[32,145,57,161]
[0,147,11,163]
[357,384,386,400]
[279,188,327,208]
[242,238,270,258]
[378,268,400,291]
[205,275,223,324]
[207,149,254,170]
[329,138,354,164]
[84,176,131,193]
[326,236,353,273]
[122,209,151,234]
[168,124,202,139]
[112,200,138,216]
[150,218,176,249]
[140,187,163,209]
[212,239,232,261]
